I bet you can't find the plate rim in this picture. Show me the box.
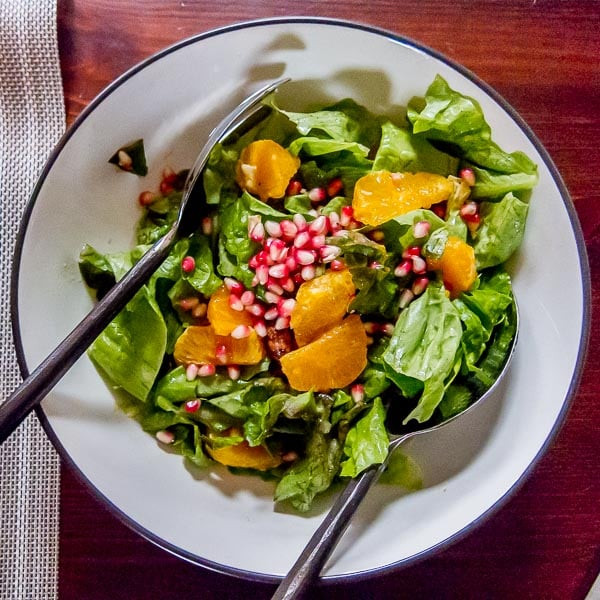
[9,16,591,584]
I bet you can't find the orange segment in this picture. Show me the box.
[353,170,453,226]
[206,428,282,471]
[207,284,253,335]
[290,269,356,346]
[281,314,368,391]
[173,325,265,366]
[235,139,300,201]
[427,236,477,297]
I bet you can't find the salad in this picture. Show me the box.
[79,75,537,512]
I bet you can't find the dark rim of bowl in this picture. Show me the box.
[10,16,591,586]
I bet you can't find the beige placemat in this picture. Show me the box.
[0,1,64,598]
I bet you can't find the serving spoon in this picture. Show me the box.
[272,303,519,600]
[0,77,289,445]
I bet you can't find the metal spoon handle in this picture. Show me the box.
[0,231,175,444]
[272,433,413,600]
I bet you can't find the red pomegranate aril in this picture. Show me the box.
[245,302,265,317]
[215,344,228,364]
[340,205,354,226]
[411,256,427,274]
[227,365,241,381]
[197,363,216,377]
[321,245,341,263]
[224,277,244,295]
[201,217,213,236]
[254,320,267,337]
[138,190,155,206]
[292,213,308,232]
[179,296,199,311]
[295,249,316,265]
[181,256,195,273]
[432,202,447,219]
[264,307,279,321]
[286,179,303,196]
[459,167,476,186]
[228,294,244,312]
[265,290,282,305]
[285,256,297,272]
[308,187,327,203]
[326,177,343,197]
[184,399,201,413]
[461,211,480,223]
[249,255,260,269]
[267,280,284,295]
[311,234,326,249]
[293,231,312,249]
[363,321,378,335]
[399,288,415,308]
[185,363,199,381]
[231,324,252,339]
[248,215,265,242]
[369,261,382,270]
[293,271,305,284]
[282,451,299,463]
[192,302,207,319]
[264,220,282,237]
[280,220,298,240]
[413,221,431,239]
[300,265,316,280]
[256,249,270,265]
[255,264,269,285]
[460,202,478,217]
[268,263,289,279]
[282,277,295,293]
[402,246,421,259]
[329,259,345,271]
[155,430,175,445]
[466,214,481,233]
[240,290,255,306]
[351,384,365,403]
[268,238,287,262]
[278,297,296,318]
[308,215,328,236]
[381,323,395,336]
[274,316,290,330]
[394,260,412,278]
[328,211,341,231]
[412,276,429,295]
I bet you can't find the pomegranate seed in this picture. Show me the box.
[340,206,354,226]
[462,212,481,225]
[282,277,295,293]
[248,254,260,269]
[326,177,344,197]
[159,180,174,195]
[264,291,282,305]
[293,231,312,249]
[320,245,342,263]
[285,256,297,272]
[138,191,155,206]
[155,430,174,444]
[196,364,214,377]
[254,320,267,337]
[328,212,341,231]
[311,234,326,249]
[215,344,228,364]
[185,399,201,413]
[381,323,395,336]
[269,238,287,262]
[269,263,289,279]
[369,261,382,270]
[399,289,415,308]
[292,213,308,232]
[231,324,251,339]
[370,230,385,242]
[245,302,265,317]
[412,276,429,295]
[117,150,133,170]
[264,220,282,237]
[282,450,299,462]
[459,167,476,186]
[275,316,290,330]
[286,179,303,196]
[293,271,304,284]
[308,209,319,218]
[308,187,327,203]
[295,249,316,265]
[162,166,176,179]
[224,277,244,295]
[432,202,447,219]
[240,290,255,305]
[351,384,365,403]
[363,321,378,335]
[181,256,195,273]
[402,246,421,259]
[228,294,244,311]
[413,221,431,239]
[308,215,328,235]
[460,202,478,217]
[280,220,298,240]
[466,214,481,233]
[201,216,213,235]
[179,296,199,311]
[192,302,207,319]
[185,364,199,381]
[255,264,269,285]
[329,259,345,271]
[248,216,265,242]
[264,307,279,321]
[227,365,241,380]
[278,297,296,318]
[394,260,413,278]
[301,265,316,280]
[411,256,427,274]
[267,280,284,295]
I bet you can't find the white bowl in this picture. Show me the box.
[11,18,590,582]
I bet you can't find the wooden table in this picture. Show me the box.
[56,2,600,598]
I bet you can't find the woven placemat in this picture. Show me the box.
[0,1,64,598]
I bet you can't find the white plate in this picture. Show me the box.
[11,18,590,581]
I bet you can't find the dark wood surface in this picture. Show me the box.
[56,2,600,598]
